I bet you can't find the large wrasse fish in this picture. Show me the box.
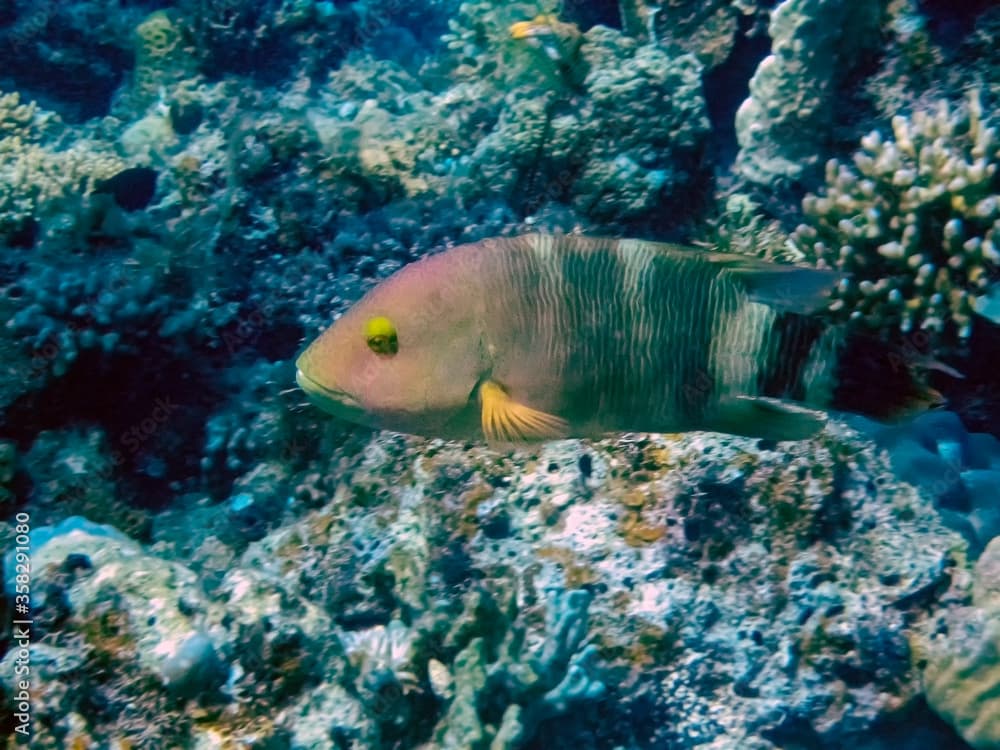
[296,235,940,443]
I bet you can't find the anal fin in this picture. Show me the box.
[479,380,568,444]
[708,396,827,441]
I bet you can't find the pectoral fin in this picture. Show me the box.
[479,380,568,443]
[709,396,827,441]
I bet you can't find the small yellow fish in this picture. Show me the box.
[296,235,934,443]
[509,13,583,83]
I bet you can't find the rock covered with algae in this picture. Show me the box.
[922,535,1000,750]
[2,420,977,749]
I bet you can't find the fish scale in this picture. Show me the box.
[479,237,733,431]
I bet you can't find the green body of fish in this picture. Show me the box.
[296,234,851,442]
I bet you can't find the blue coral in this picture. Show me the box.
[860,410,1000,552]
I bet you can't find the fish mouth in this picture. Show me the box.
[295,368,367,420]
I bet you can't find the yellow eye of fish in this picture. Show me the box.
[364,316,398,355]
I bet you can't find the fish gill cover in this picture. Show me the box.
[0,1,998,749]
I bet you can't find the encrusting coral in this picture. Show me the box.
[126,10,200,113]
[922,535,1000,750]
[792,89,1000,342]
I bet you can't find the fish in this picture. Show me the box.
[509,14,579,63]
[94,167,158,212]
[975,283,1000,327]
[508,14,584,87]
[296,234,939,444]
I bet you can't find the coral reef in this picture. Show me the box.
[855,410,1000,554]
[433,588,605,749]
[792,90,1000,342]
[734,0,887,186]
[441,1,574,88]
[465,24,710,222]
[124,9,201,114]
[2,1,1000,748]
[175,0,361,82]
[922,535,1000,750]
[0,0,147,120]
[620,0,768,69]
[2,423,975,748]
[0,91,125,243]
[571,27,709,221]
[5,254,230,384]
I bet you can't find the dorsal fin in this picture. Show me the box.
[704,252,843,314]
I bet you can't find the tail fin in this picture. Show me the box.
[827,331,950,421]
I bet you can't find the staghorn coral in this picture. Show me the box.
[792,89,1000,342]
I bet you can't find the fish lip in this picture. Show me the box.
[295,368,362,409]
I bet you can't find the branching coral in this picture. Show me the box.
[792,89,1000,342]
[0,91,125,240]
[434,588,606,750]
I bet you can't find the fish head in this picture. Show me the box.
[296,255,487,436]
